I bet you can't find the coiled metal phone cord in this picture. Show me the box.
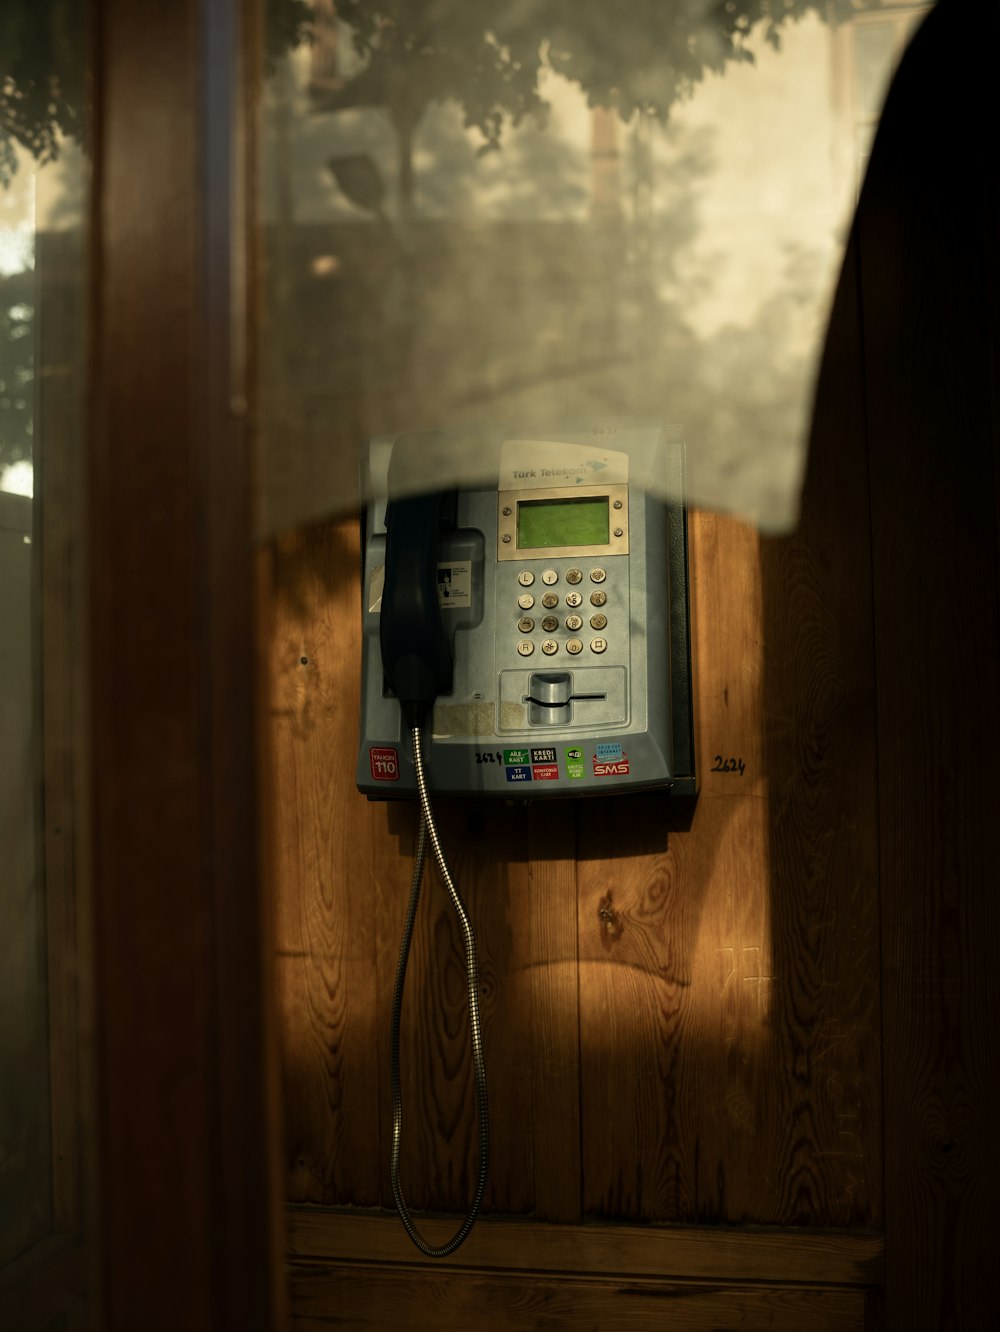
[389,722,490,1257]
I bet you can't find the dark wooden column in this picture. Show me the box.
[87,0,285,1328]
[857,2,1000,1327]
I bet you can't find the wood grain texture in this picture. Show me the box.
[856,3,1000,1325]
[269,522,382,1206]
[577,499,880,1227]
[269,521,583,1220]
[275,501,883,1235]
[288,1211,884,1287]
[372,796,575,1219]
[289,1262,869,1332]
[756,200,882,1230]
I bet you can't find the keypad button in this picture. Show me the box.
[590,567,607,583]
[541,569,559,585]
[566,639,583,655]
[565,614,583,631]
[566,568,583,585]
[541,639,558,655]
[565,591,583,608]
[541,592,559,609]
[590,589,607,607]
[518,616,535,633]
[590,637,608,654]
[541,615,559,632]
[590,612,607,630]
[517,593,534,610]
[517,640,534,656]
[517,570,535,586]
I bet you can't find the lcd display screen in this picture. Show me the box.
[517,496,610,549]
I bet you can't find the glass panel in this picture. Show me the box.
[257,2,931,534]
[1,0,88,1270]
[855,21,899,122]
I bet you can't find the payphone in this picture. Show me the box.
[357,423,694,797]
[355,421,694,1257]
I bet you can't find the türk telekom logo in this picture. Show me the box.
[370,747,399,781]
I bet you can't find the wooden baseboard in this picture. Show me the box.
[288,1208,883,1287]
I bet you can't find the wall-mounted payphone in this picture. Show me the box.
[356,423,695,798]
[354,422,694,1259]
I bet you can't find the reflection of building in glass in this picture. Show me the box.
[261,3,936,532]
[830,0,932,199]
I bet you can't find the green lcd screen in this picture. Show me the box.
[517,496,610,549]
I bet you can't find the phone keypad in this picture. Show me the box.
[511,564,621,660]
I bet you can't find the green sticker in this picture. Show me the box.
[565,747,585,779]
[503,748,530,766]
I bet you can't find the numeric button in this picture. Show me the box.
[590,568,607,583]
[541,569,559,585]
[541,615,559,632]
[566,639,583,655]
[590,612,607,630]
[565,614,583,631]
[541,592,558,609]
[565,591,583,608]
[566,568,583,585]
[590,589,607,607]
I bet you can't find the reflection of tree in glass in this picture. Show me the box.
[0,0,314,184]
[321,0,851,219]
[0,281,33,474]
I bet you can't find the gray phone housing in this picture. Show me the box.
[355,426,694,798]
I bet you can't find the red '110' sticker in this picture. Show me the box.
[370,747,399,781]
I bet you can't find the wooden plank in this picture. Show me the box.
[855,3,1000,1326]
[269,521,582,1222]
[289,1262,869,1332]
[754,203,882,1230]
[268,522,382,1207]
[578,515,782,1223]
[371,794,579,1220]
[288,1211,884,1288]
[576,216,884,1228]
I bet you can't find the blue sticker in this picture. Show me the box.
[505,765,533,783]
[596,742,623,761]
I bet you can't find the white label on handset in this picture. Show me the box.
[368,561,471,612]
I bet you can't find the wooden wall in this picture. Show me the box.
[269,4,998,1328]
[267,210,887,1325]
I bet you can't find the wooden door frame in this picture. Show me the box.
[83,0,285,1327]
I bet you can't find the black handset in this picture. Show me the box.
[379,442,456,725]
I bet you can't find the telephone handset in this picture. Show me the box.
[379,459,454,724]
